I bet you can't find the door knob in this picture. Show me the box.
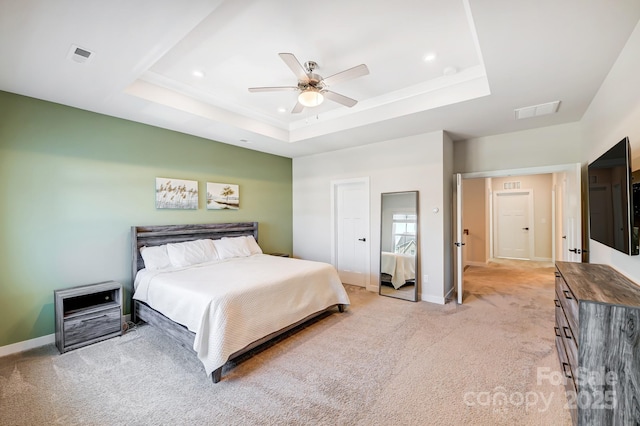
[522,227,529,231]
[358,238,366,242]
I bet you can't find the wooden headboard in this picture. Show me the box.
[131,222,259,280]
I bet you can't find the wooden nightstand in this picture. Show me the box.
[54,281,123,353]
[269,253,290,257]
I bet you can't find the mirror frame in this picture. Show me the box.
[379,191,419,302]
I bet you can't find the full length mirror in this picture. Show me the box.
[379,191,419,301]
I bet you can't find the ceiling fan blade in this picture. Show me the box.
[323,90,358,107]
[322,64,369,87]
[291,101,305,114]
[248,86,298,93]
[279,53,309,81]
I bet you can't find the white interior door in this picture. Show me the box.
[494,191,533,260]
[454,174,464,304]
[564,163,582,262]
[334,179,369,287]
[554,179,565,261]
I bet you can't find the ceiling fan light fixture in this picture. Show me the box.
[298,89,324,107]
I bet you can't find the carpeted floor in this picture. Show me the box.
[0,260,572,425]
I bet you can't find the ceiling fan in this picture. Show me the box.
[248,53,369,114]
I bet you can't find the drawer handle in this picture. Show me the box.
[82,314,108,323]
[555,272,561,278]
[563,326,572,339]
[554,326,561,337]
[554,299,561,308]
[563,290,573,300]
[562,362,573,379]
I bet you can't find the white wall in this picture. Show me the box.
[580,20,640,284]
[454,122,582,173]
[293,131,453,303]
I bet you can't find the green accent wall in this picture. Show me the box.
[0,90,292,347]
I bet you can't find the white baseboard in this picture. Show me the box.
[421,293,446,305]
[0,333,55,357]
[0,314,132,358]
[420,285,455,305]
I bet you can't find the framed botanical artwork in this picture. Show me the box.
[155,177,198,209]
[207,182,239,210]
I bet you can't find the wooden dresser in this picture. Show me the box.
[554,261,640,425]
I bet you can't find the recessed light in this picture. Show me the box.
[277,107,287,113]
[240,139,250,143]
[192,70,205,78]
[424,53,437,62]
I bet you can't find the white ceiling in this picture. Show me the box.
[1,0,639,158]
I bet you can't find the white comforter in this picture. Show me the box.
[381,251,416,289]
[133,254,350,376]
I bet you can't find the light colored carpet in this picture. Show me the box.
[0,261,572,425]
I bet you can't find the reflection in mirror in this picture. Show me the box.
[380,191,419,301]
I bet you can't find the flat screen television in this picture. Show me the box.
[587,137,639,256]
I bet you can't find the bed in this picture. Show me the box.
[131,222,350,383]
[380,251,415,289]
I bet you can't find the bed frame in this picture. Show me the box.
[131,222,345,383]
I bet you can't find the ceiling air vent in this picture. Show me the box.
[514,100,560,120]
[67,44,94,64]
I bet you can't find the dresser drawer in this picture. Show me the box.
[555,270,579,332]
[557,332,578,426]
[555,333,577,394]
[63,307,121,347]
[555,293,578,371]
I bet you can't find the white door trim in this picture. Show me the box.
[330,177,371,290]
[488,185,494,259]
[551,186,556,262]
[454,173,464,304]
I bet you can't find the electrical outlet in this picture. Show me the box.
[423,274,429,283]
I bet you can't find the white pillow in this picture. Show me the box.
[166,239,218,267]
[244,235,263,255]
[214,236,252,259]
[140,245,172,270]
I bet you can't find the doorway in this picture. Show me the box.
[331,178,370,288]
[453,163,582,304]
